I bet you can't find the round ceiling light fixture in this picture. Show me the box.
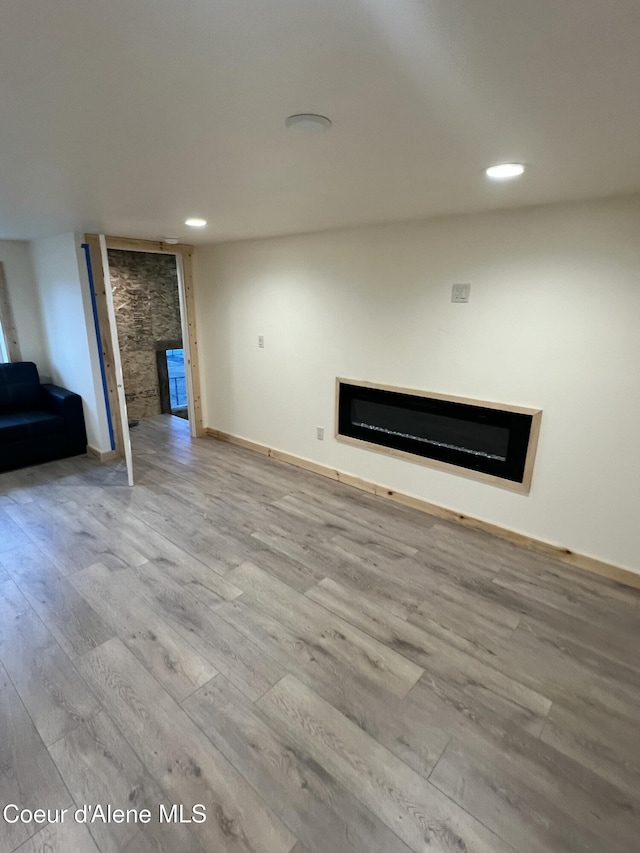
[485,162,525,180]
[285,113,332,133]
[163,237,179,244]
[185,218,207,228]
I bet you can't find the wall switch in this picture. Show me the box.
[258,335,265,348]
[451,283,471,303]
[316,426,325,441]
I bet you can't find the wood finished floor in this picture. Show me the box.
[1,415,640,853]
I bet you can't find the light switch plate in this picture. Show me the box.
[452,283,471,303]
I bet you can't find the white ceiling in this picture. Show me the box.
[2,0,640,244]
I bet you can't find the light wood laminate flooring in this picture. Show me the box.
[1,414,639,853]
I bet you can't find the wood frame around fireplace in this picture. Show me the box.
[335,378,542,493]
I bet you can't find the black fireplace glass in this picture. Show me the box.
[338,383,533,483]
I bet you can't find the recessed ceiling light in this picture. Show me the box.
[285,114,332,133]
[185,218,207,228]
[164,237,179,244]
[485,163,525,180]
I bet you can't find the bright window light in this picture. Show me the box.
[0,330,8,362]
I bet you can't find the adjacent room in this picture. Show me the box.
[1,2,639,853]
[107,249,189,422]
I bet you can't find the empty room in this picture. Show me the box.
[1,2,639,852]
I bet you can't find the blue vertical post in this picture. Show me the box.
[81,243,115,451]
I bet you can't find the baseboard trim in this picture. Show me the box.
[87,445,120,463]
[204,427,640,590]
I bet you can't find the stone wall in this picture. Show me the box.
[108,250,182,420]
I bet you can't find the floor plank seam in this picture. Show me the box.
[425,734,453,781]
[176,680,304,853]
[426,772,515,849]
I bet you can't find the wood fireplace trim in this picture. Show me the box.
[335,378,542,494]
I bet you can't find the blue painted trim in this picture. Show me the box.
[81,242,115,451]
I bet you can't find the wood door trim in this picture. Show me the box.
[84,236,124,457]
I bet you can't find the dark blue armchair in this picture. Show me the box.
[0,362,87,473]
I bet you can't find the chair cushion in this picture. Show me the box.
[0,411,65,442]
[0,362,42,412]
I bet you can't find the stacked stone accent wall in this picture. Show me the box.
[108,250,182,420]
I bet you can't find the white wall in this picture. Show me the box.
[0,240,49,370]
[195,194,640,573]
[29,233,111,452]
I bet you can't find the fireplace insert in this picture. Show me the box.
[336,379,541,490]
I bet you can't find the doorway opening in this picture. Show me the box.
[156,343,188,419]
[84,235,202,486]
[107,249,188,427]
[167,349,187,413]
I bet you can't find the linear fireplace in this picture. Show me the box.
[336,379,541,491]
